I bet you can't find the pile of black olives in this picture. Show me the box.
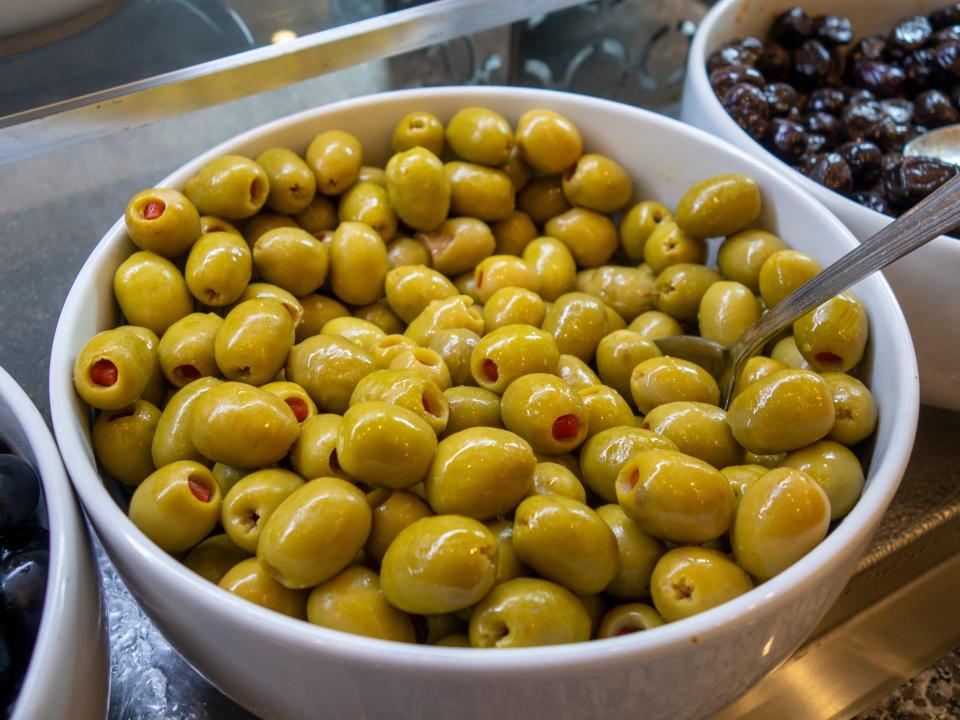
[709,4,960,216]
[0,445,47,712]
[72,106,877,649]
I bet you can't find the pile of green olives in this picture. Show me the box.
[75,105,878,649]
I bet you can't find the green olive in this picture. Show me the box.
[252,227,329,297]
[720,464,769,504]
[380,515,498,614]
[485,518,529,584]
[783,440,864,520]
[351,368,449,434]
[199,215,241,236]
[306,130,362,195]
[288,413,350,481]
[386,237,432,268]
[114,251,194,336]
[643,221,707,274]
[595,330,662,401]
[388,346,453,390]
[717,229,787,293]
[641,402,743,470]
[697,281,762,348]
[793,292,868,373]
[675,173,762,239]
[470,577,591,647]
[758,250,822,307]
[629,356,719,415]
[328,221,388,306]
[151,377,221,467]
[517,176,571,225]
[392,111,445,156]
[287,334,376,414]
[542,292,609,362]
[556,354,601,391]
[184,155,269,220]
[577,266,656,322]
[544,208,618,268]
[294,195,338,234]
[92,400,160,486]
[244,214,299,248]
[417,217,496,276]
[189,381,300,468]
[727,369,834,454]
[258,477,371,589]
[650,546,752,622]
[385,146,450,231]
[481,288,545,331]
[821,372,878,446]
[473,254,540,302]
[578,385,635,438]
[365,489,434,566]
[561,154,633,213]
[733,356,788,397]
[428,328,481,387]
[627,311,683,341]
[184,534,250,584]
[352,300,405,336]
[255,147,317,215]
[501,373,589,454]
[157,313,222,388]
[527,462,587,503]
[470,324,559,394]
[219,557,307,619]
[499,146,532,193]
[653,263,722,322]
[211,463,250,496]
[732,467,830,581]
[596,504,666,600]
[338,181,397,242]
[260,381,318,422]
[620,201,673,261]
[221,469,305,553]
[515,109,583,174]
[307,566,415,642]
[513,494,619,595]
[597,603,664,638]
[441,386,503,436]
[491,211,538,256]
[446,107,514,166]
[579,425,677,503]
[124,187,201,257]
[444,161,515,221]
[214,298,294,386]
[128,460,221,552]
[616,449,735,544]
[295,294,349,343]
[522,236,577,302]
[384,265,458,324]
[73,328,155,411]
[368,335,417,371]
[321,317,386,351]
[425,427,535,519]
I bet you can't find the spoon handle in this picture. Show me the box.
[727,172,960,365]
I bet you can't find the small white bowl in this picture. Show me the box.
[0,366,107,719]
[682,0,960,410]
[50,86,918,720]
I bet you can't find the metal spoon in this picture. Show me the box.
[654,172,960,409]
[903,123,960,165]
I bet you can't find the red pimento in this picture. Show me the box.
[285,397,309,422]
[90,359,118,386]
[175,364,201,381]
[551,414,579,441]
[143,199,166,220]
[482,359,498,382]
[422,394,434,415]
[188,477,212,503]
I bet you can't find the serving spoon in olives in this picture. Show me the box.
[655,172,960,409]
[903,123,960,166]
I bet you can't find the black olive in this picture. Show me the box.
[710,65,766,98]
[837,141,883,186]
[805,87,846,114]
[805,133,830,154]
[771,7,813,48]
[847,87,877,104]
[903,48,937,90]
[722,83,771,140]
[806,111,842,146]
[842,100,886,141]
[933,39,960,78]
[882,154,957,209]
[873,117,916,153]
[879,98,915,124]
[758,42,791,82]
[766,118,809,162]
[0,457,39,533]
[889,16,933,51]
[929,3,960,30]
[764,82,799,116]
[0,548,48,660]
[849,60,906,98]
[914,88,960,127]
[792,39,833,89]
[930,25,960,44]
[806,152,855,194]
[846,36,887,67]
[813,15,854,46]
[851,190,892,214]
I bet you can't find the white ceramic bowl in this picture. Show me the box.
[0,0,115,38]
[50,86,918,720]
[682,0,960,410]
[0,366,107,719]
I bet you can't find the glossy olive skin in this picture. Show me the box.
[307,566,415,642]
[385,146,450,231]
[491,210,537,255]
[255,147,317,215]
[184,155,269,220]
[556,354,601,390]
[200,215,241,236]
[480,284,547,332]
[822,372,878,446]
[653,262,722,322]
[501,374,589,455]
[675,173,762,239]
[386,237,432,269]
[597,603,664,638]
[783,440,864,520]
[732,468,831,581]
[380,515,498,614]
[793,292,868,373]
[485,518,529,584]
[473,254,540,302]
[92,400,160,486]
[215,299,294,386]
[417,217,496,277]
[642,402,743,470]
[392,111,445,156]
[73,328,154,410]
[388,347,453,390]
[257,477,371,589]
[287,415,347,482]
[211,463,249,496]
[151,377,221,467]
[720,464,769,503]
[428,328,481,387]
[698,281,761,348]
[221,469,305,553]
[306,130,362,195]
[627,310,683,340]
[294,195,338,234]
[219,557,307,619]
[650,547,753,622]
[544,209,618,268]
[329,221,389,306]
[253,227,329,297]
[728,369,834,454]
[517,176,571,225]
[515,109,583,174]
[513,495,619,596]
[499,145,532,193]
[770,335,811,370]
[244,214,299,247]
[470,324,559,394]
[351,368,449,434]
[114,251,194,336]
[619,201,673,261]
[561,154,633,213]
[158,312,223,387]
[616,449,735,544]
[578,385,635,438]
[733,356,787,397]
[184,534,250,584]
[643,221,706,275]
[446,107,514,166]
[445,161,515,221]
[125,187,201,257]
[596,504,666,600]
[441,386,503,436]
[528,462,587,503]
[295,294,348,343]
[385,265,458,324]
[542,292,609,362]
[318,318,383,354]
[128,460,221,552]
[579,426,678,503]
[717,229,787,293]
[337,401,437,488]
[522,236,577,302]
[425,427,535,519]
[577,266,656,322]
[286,334,376,414]
[595,330,662,401]
[365,490,434,566]
[630,356,720,415]
[189,382,300,468]
[758,250,822,307]
[338,181,398,242]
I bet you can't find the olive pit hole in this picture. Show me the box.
[250,177,266,204]
[243,509,261,530]
[329,449,341,472]
[175,364,201,381]
[672,578,694,601]
[481,359,498,382]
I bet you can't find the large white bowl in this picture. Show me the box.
[50,86,918,720]
[0,366,108,719]
[682,0,960,410]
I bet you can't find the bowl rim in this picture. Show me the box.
[50,85,919,671]
[686,0,960,246]
[0,365,101,718]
